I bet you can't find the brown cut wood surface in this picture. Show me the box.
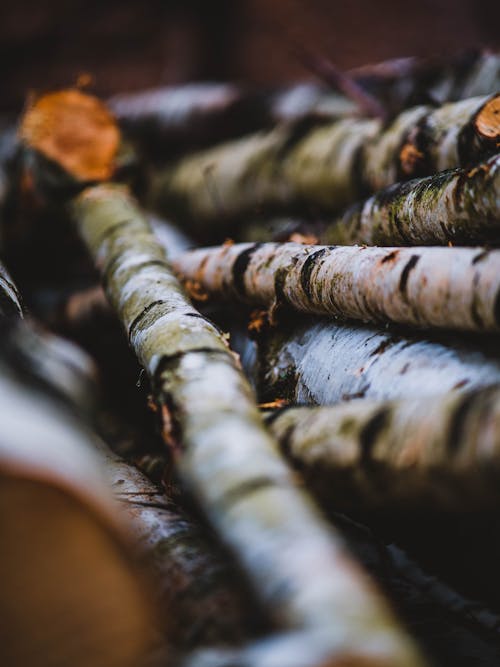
[0,475,157,667]
[19,90,120,182]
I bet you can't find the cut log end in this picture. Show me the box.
[0,475,158,667]
[475,94,500,141]
[19,89,120,182]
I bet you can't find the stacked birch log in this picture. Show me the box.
[1,50,500,667]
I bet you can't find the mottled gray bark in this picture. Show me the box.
[174,240,500,333]
[71,183,425,667]
[150,94,499,233]
[265,386,500,514]
[253,319,500,405]
[323,154,500,246]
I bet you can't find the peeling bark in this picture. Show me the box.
[174,240,500,332]
[253,319,500,405]
[265,386,500,514]
[71,183,425,667]
[150,94,499,231]
[323,154,500,246]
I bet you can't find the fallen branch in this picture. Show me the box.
[150,94,499,233]
[71,182,425,667]
[174,240,500,332]
[102,446,258,649]
[323,154,500,246]
[265,386,500,514]
[251,319,500,405]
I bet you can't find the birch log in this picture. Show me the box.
[174,241,500,332]
[150,94,499,231]
[109,83,274,159]
[71,183,425,667]
[233,155,500,247]
[102,446,257,649]
[252,319,500,405]
[323,154,500,246]
[265,385,500,514]
[0,357,158,667]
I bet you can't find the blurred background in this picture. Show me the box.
[1,0,499,112]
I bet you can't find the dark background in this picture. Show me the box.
[1,0,499,111]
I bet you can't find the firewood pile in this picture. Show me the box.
[1,50,500,667]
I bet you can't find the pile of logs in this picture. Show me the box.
[0,50,499,667]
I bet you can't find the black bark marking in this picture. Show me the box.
[153,348,232,387]
[300,248,329,300]
[359,408,390,464]
[446,391,479,454]
[494,288,500,327]
[380,250,399,264]
[275,115,328,160]
[231,244,262,298]
[472,250,490,265]
[128,300,167,339]
[185,312,227,337]
[264,404,296,426]
[370,336,397,357]
[103,251,127,287]
[97,219,136,245]
[399,255,420,298]
[132,259,171,272]
[273,266,290,307]
[217,476,288,510]
[470,272,484,329]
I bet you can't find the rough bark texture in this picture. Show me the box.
[174,240,500,333]
[252,319,500,405]
[71,183,425,667]
[323,154,500,246]
[102,445,258,650]
[265,386,500,514]
[150,94,499,232]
